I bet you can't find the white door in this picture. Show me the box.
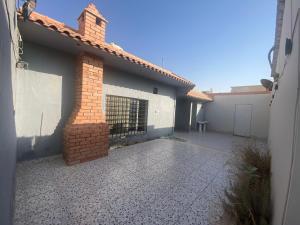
[234,104,252,137]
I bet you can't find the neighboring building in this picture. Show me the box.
[231,85,268,93]
[0,1,18,225]
[15,4,212,163]
[204,88,271,139]
[268,0,300,224]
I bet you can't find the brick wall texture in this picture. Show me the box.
[63,53,109,165]
[78,3,106,43]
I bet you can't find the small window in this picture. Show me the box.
[96,17,102,26]
[106,95,148,138]
[153,87,158,94]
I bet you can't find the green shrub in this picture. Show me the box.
[223,145,271,225]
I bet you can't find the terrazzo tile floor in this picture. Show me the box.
[14,132,251,225]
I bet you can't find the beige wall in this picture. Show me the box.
[205,93,270,139]
[269,0,300,224]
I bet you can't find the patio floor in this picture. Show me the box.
[14,132,247,225]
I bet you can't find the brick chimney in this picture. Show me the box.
[78,3,107,44]
[63,53,109,165]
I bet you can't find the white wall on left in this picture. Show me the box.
[15,70,62,137]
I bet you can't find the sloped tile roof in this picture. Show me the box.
[18,12,194,87]
[187,90,213,101]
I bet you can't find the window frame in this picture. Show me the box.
[105,95,148,139]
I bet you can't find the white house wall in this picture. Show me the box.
[205,94,270,139]
[269,0,300,224]
[16,42,178,158]
[103,66,176,139]
[15,42,76,160]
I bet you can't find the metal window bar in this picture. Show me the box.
[106,95,148,138]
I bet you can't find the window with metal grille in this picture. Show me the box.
[106,95,148,138]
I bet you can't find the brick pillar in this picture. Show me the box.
[63,53,109,165]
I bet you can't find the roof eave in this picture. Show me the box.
[18,18,194,89]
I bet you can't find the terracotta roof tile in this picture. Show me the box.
[187,90,213,101]
[18,12,194,87]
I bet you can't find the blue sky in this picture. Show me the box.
[32,0,276,92]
